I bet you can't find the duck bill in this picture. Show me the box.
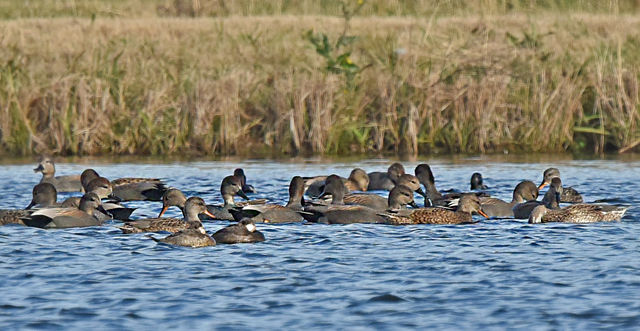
[415,187,427,198]
[236,190,249,201]
[157,205,169,218]
[538,182,548,190]
[203,209,216,219]
[409,201,419,208]
[555,192,562,205]
[25,200,36,210]
[33,164,44,173]
[97,205,113,219]
[477,209,489,218]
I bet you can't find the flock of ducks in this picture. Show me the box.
[0,157,630,248]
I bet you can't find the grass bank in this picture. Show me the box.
[1,14,639,156]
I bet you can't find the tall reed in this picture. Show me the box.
[0,14,639,156]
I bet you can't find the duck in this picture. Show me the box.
[512,177,563,219]
[479,180,538,218]
[119,196,216,234]
[539,168,583,203]
[303,177,417,224]
[202,175,251,220]
[147,197,216,247]
[25,183,60,209]
[304,168,369,197]
[234,168,257,194]
[156,188,188,217]
[63,177,136,221]
[22,192,106,228]
[529,203,628,224]
[335,174,425,210]
[212,219,265,244]
[415,164,488,207]
[81,169,167,201]
[230,176,305,223]
[367,163,405,191]
[380,194,488,225]
[470,172,488,190]
[33,156,83,193]
[2,183,59,226]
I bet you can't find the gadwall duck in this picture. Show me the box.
[529,204,628,224]
[34,156,83,193]
[367,163,405,191]
[63,177,136,221]
[25,183,59,209]
[119,196,216,234]
[2,183,58,225]
[480,180,538,218]
[203,175,251,220]
[212,219,265,244]
[415,164,488,207]
[22,192,106,228]
[539,168,583,203]
[81,169,167,201]
[335,174,425,210]
[470,173,488,190]
[381,194,488,225]
[303,176,417,224]
[234,168,257,194]
[231,176,305,223]
[304,168,370,197]
[513,177,563,219]
[148,198,216,247]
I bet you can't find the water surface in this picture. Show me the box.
[1,157,639,329]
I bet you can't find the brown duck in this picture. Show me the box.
[147,197,216,247]
[539,168,583,203]
[120,196,216,234]
[381,194,488,225]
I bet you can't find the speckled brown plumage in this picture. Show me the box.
[0,210,30,226]
[382,194,486,225]
[118,218,188,234]
[529,204,628,224]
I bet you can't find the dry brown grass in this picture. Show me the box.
[1,14,639,156]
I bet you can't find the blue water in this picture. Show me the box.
[1,157,639,329]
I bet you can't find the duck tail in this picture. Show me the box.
[146,234,160,242]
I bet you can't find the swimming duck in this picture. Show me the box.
[2,183,59,225]
[156,188,188,217]
[33,156,83,193]
[512,177,562,219]
[81,169,167,201]
[63,177,136,221]
[119,196,216,234]
[212,219,265,244]
[304,168,370,197]
[25,183,59,209]
[415,164,488,207]
[338,174,425,210]
[480,180,538,218]
[147,197,216,247]
[22,192,107,228]
[234,168,257,194]
[470,173,488,190]
[303,176,417,224]
[367,163,405,191]
[203,175,251,220]
[381,194,488,225]
[528,203,628,224]
[539,168,583,203]
[230,176,305,223]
